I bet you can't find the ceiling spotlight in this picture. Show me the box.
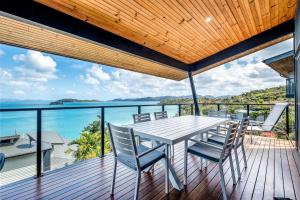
[206,17,212,22]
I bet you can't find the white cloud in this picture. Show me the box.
[0,68,12,79]
[66,90,77,94]
[0,49,5,57]
[193,61,285,96]
[80,74,100,85]
[12,54,26,61]
[80,64,111,86]
[26,50,56,72]
[12,50,57,82]
[13,90,25,95]
[112,71,120,79]
[88,64,110,81]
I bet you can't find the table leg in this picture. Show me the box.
[157,142,183,191]
[166,144,183,191]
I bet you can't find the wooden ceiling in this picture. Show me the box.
[35,0,297,64]
[0,15,187,80]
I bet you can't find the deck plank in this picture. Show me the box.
[274,138,285,198]
[0,136,298,200]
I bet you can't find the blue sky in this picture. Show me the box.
[0,39,293,101]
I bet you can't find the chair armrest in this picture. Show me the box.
[207,131,226,138]
[188,138,223,150]
[249,120,264,126]
[137,143,165,158]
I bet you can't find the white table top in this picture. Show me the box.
[126,115,229,145]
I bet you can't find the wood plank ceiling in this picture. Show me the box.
[36,0,297,65]
[0,15,187,80]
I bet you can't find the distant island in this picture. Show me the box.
[49,99,100,105]
[111,95,230,102]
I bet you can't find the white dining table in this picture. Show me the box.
[126,115,230,191]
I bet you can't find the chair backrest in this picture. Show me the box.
[262,103,288,131]
[235,112,245,120]
[0,153,5,171]
[207,110,227,118]
[154,111,168,120]
[108,123,137,158]
[235,117,249,146]
[221,123,239,159]
[256,115,265,122]
[133,113,151,123]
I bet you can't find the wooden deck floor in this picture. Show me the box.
[1,136,299,200]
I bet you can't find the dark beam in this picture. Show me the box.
[192,20,295,72]
[0,0,189,71]
[188,72,200,116]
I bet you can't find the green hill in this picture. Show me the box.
[160,86,288,105]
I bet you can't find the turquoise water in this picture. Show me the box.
[0,101,179,140]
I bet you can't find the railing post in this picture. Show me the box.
[190,104,193,115]
[36,109,42,177]
[286,106,289,135]
[217,104,220,111]
[178,104,181,116]
[247,104,250,117]
[162,104,165,112]
[101,107,105,157]
[138,105,141,114]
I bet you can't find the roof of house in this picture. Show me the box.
[28,131,65,145]
[263,51,294,78]
[1,137,52,158]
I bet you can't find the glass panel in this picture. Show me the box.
[141,106,162,120]
[201,104,219,116]
[0,111,37,186]
[164,105,179,117]
[41,108,100,173]
[105,107,138,125]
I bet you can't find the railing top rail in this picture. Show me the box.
[0,103,192,112]
[0,102,292,112]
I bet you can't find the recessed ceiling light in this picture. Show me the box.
[206,17,212,22]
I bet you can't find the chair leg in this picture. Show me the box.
[172,145,175,158]
[134,172,141,200]
[184,140,188,185]
[165,144,169,194]
[229,154,236,185]
[219,162,228,200]
[250,125,253,144]
[242,144,247,168]
[234,148,241,179]
[111,158,117,195]
[200,158,203,171]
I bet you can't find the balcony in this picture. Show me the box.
[0,103,299,200]
[0,1,299,199]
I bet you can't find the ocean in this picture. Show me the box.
[0,101,178,140]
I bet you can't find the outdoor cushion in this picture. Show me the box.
[188,142,223,163]
[208,135,225,145]
[117,144,165,170]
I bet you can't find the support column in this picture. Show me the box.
[295,3,300,151]
[188,72,200,116]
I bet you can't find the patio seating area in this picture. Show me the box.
[0,1,299,199]
[1,135,299,200]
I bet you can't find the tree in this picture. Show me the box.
[66,115,112,161]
